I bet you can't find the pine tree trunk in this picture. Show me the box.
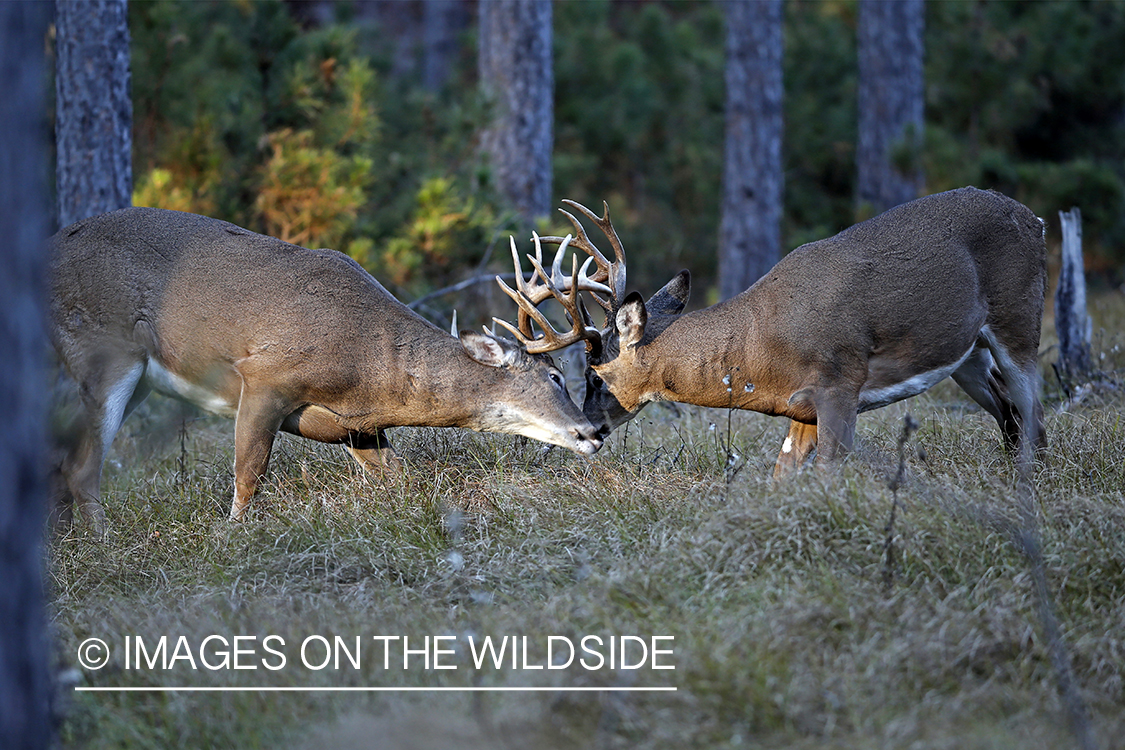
[478,0,553,223]
[55,0,132,228]
[718,0,784,300]
[0,3,53,748]
[423,0,468,92]
[856,0,924,215]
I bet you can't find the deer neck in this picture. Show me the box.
[337,318,489,432]
[632,299,798,416]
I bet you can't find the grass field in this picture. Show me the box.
[51,292,1124,749]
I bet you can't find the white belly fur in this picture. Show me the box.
[858,343,975,413]
[145,359,238,418]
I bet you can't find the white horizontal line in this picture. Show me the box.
[75,686,677,693]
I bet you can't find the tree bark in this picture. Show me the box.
[0,3,53,748]
[718,0,784,300]
[423,0,468,92]
[478,0,553,223]
[55,0,132,228]
[856,0,924,215]
[1055,207,1091,382]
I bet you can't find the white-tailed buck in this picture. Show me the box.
[526,188,1047,476]
[48,208,603,529]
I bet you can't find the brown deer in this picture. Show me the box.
[529,188,1047,476]
[48,207,603,530]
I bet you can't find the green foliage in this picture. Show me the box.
[925,0,1125,263]
[254,127,372,250]
[130,0,508,308]
[783,1,859,248]
[379,176,500,293]
[130,0,1125,311]
[554,0,726,291]
[132,3,384,250]
[131,0,296,224]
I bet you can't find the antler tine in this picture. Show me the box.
[493,234,603,355]
[570,200,626,305]
[575,254,612,297]
[540,200,627,314]
[541,209,609,276]
[540,217,613,313]
[492,286,558,350]
[531,227,612,303]
[497,238,549,339]
[527,232,570,292]
[506,235,553,305]
[498,235,553,337]
[526,234,612,301]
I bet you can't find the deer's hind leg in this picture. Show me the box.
[981,327,1045,460]
[57,353,150,533]
[955,332,1045,461]
[811,387,859,468]
[951,344,1021,451]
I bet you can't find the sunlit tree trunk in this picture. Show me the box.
[0,3,53,748]
[718,0,783,300]
[856,0,924,215]
[478,0,553,223]
[55,0,132,228]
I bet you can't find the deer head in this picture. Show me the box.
[539,201,691,438]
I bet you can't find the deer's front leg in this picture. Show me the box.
[773,419,817,478]
[812,387,858,468]
[346,429,403,476]
[231,389,287,520]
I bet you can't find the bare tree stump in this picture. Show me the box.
[1054,207,1091,387]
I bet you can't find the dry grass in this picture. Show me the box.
[51,292,1125,749]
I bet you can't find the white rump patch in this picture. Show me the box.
[782,436,793,454]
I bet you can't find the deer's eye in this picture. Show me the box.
[589,372,604,389]
[549,371,565,388]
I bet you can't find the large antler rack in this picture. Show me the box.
[538,200,626,316]
[493,233,610,354]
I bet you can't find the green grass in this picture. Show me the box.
[51,293,1125,749]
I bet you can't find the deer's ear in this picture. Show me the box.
[459,331,522,368]
[645,270,690,315]
[615,292,647,351]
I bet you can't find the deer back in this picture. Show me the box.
[49,207,600,444]
[587,187,1046,427]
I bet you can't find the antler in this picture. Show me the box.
[539,200,626,314]
[493,233,608,354]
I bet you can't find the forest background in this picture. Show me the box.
[22,3,1125,747]
[120,0,1125,318]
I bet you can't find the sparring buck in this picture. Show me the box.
[48,207,604,530]
[514,188,1047,475]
